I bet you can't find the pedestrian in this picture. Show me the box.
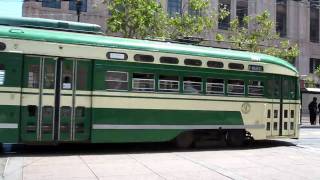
[309,97,317,125]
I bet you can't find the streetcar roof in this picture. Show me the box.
[0,16,103,35]
[0,18,297,74]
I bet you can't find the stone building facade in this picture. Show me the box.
[22,0,320,77]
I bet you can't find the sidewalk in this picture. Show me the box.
[300,113,320,128]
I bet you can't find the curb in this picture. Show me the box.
[300,125,320,129]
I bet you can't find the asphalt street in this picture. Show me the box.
[0,128,320,180]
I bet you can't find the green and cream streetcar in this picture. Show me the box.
[0,17,300,147]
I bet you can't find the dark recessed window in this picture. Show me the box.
[69,0,87,12]
[274,122,278,130]
[310,58,320,73]
[167,0,182,17]
[266,122,270,131]
[184,59,202,66]
[276,0,287,37]
[310,1,319,43]
[291,110,294,118]
[229,63,244,70]
[284,122,288,130]
[274,110,278,119]
[160,57,179,64]
[42,0,61,9]
[107,52,128,60]
[0,42,6,51]
[236,0,248,27]
[218,0,231,30]
[207,61,223,68]
[134,54,154,62]
[284,110,288,118]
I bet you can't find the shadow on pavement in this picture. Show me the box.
[0,139,297,157]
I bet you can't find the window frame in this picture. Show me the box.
[183,77,203,94]
[0,64,5,85]
[105,71,129,91]
[132,73,155,92]
[158,75,180,93]
[206,78,224,95]
[248,80,264,97]
[227,79,245,96]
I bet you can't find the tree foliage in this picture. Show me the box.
[166,0,229,40]
[104,0,228,40]
[228,11,299,62]
[104,1,300,63]
[104,0,167,38]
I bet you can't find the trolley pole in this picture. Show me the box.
[76,0,82,22]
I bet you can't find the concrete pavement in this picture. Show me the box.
[1,143,320,180]
[0,117,320,180]
[0,128,320,180]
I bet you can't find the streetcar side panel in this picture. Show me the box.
[0,52,22,143]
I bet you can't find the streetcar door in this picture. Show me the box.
[21,56,56,142]
[282,77,290,136]
[271,76,281,136]
[59,58,92,142]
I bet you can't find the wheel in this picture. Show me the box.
[225,130,245,147]
[175,132,194,149]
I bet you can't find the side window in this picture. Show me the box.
[267,80,274,98]
[228,63,244,70]
[283,79,289,99]
[62,62,73,90]
[158,75,179,92]
[207,61,223,68]
[160,57,179,64]
[274,78,280,98]
[28,64,40,88]
[105,71,128,91]
[184,59,202,66]
[248,80,264,96]
[227,79,244,95]
[43,63,55,89]
[206,78,224,95]
[132,73,155,92]
[289,78,296,99]
[0,64,5,85]
[183,77,202,94]
[134,54,154,62]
